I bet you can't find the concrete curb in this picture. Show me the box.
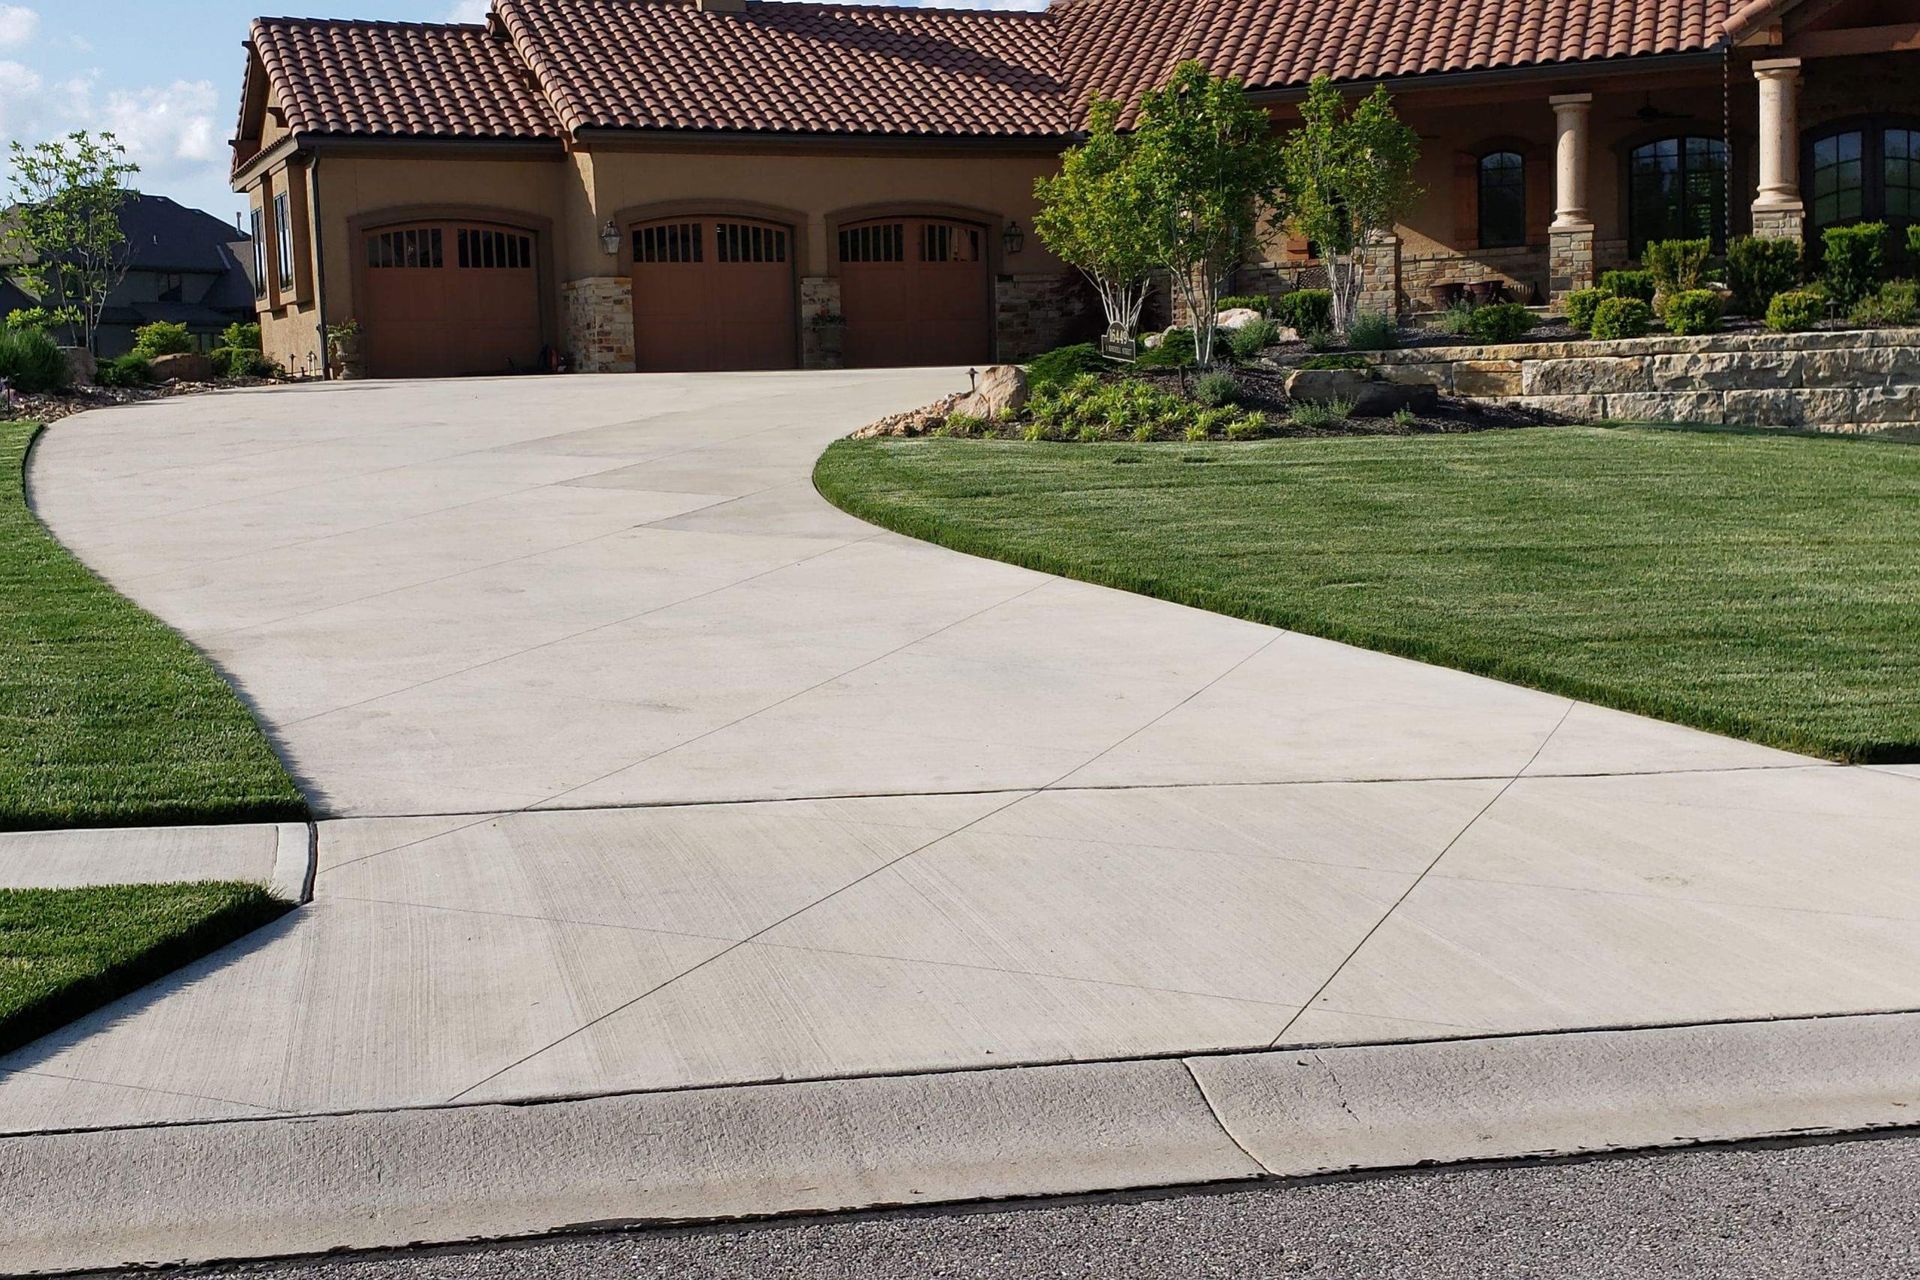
[267,820,317,905]
[3,1012,1916,1276]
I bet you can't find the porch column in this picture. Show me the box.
[1752,58,1806,241]
[1548,93,1596,300]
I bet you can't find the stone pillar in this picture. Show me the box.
[800,275,843,369]
[1752,58,1806,241]
[1356,232,1402,317]
[562,277,635,373]
[1548,93,1597,300]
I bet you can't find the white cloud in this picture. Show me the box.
[0,58,41,135]
[0,5,37,50]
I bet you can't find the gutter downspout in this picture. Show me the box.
[309,152,329,381]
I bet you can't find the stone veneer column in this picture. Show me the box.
[1357,232,1403,317]
[563,277,635,373]
[800,276,843,369]
[1752,58,1806,241]
[1548,93,1597,301]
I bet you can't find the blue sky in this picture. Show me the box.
[0,0,1044,228]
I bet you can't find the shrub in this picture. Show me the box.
[1589,296,1654,341]
[1642,239,1712,306]
[1226,317,1282,361]
[1911,226,1920,258]
[1193,369,1240,408]
[1223,413,1268,441]
[1216,294,1273,316]
[1599,269,1656,303]
[1298,353,1369,370]
[1435,301,1477,337]
[131,321,193,357]
[1725,236,1801,316]
[937,412,988,437]
[1346,312,1400,351]
[1136,327,1197,369]
[95,352,155,388]
[1390,407,1418,428]
[1463,301,1536,345]
[5,306,67,334]
[209,347,279,380]
[0,327,69,393]
[1564,287,1611,332]
[1850,279,1920,327]
[1027,374,1195,441]
[1273,288,1333,335]
[1821,222,1887,309]
[1287,396,1354,429]
[1026,342,1106,391]
[1662,289,1724,336]
[1765,288,1827,333]
[220,321,263,352]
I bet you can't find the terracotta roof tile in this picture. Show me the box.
[495,0,1067,137]
[244,0,1756,148]
[250,17,561,140]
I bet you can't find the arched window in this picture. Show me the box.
[1478,151,1526,248]
[1808,119,1920,233]
[1628,136,1728,255]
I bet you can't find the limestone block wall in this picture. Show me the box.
[995,271,1098,362]
[563,277,635,374]
[1370,328,1920,434]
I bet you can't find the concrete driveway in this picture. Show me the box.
[6,372,1919,1132]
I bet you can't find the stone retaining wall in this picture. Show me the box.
[1370,328,1920,434]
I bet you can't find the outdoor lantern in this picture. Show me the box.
[600,219,621,256]
[1002,220,1025,257]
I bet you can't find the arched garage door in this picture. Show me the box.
[838,217,991,367]
[630,217,797,371]
[361,222,542,379]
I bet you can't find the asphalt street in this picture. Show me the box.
[151,1133,1920,1280]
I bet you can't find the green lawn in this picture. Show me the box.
[1,421,306,830]
[0,882,287,1056]
[816,426,1920,762]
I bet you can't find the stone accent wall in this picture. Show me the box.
[1751,207,1806,242]
[563,277,635,374]
[1401,245,1547,310]
[994,270,1098,361]
[1547,226,1596,302]
[1356,235,1400,318]
[800,276,843,369]
[1369,328,1920,434]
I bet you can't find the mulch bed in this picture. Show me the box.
[2,377,287,426]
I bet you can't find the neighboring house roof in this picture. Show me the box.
[235,0,1783,153]
[118,194,251,274]
[495,0,1065,137]
[248,17,562,140]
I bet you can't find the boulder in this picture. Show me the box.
[952,364,1030,421]
[149,351,214,383]
[1215,308,1265,332]
[1286,366,1437,418]
[58,346,95,387]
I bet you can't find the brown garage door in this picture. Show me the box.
[631,217,796,371]
[839,218,991,368]
[361,223,542,379]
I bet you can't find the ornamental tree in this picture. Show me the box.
[1034,97,1158,344]
[1281,77,1421,335]
[1131,62,1286,367]
[3,131,140,353]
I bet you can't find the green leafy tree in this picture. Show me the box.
[1281,77,1421,335]
[1034,97,1159,344]
[1131,62,1286,367]
[3,132,140,353]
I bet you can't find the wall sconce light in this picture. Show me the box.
[1002,219,1025,257]
[600,219,621,257]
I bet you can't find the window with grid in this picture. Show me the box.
[366,227,445,270]
[920,223,982,264]
[716,222,787,264]
[1882,128,1918,223]
[1812,130,1866,229]
[1477,151,1526,249]
[1628,136,1728,254]
[250,207,266,297]
[456,227,532,270]
[634,223,703,263]
[838,223,905,263]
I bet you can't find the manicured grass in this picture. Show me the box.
[816,426,1920,762]
[1,421,306,829]
[0,881,288,1056]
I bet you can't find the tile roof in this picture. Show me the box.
[494,0,1067,136]
[248,17,561,141]
[242,0,1763,147]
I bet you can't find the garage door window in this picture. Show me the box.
[368,227,444,270]
[635,222,703,263]
[717,222,787,264]
[921,223,981,263]
[839,223,905,263]
[457,228,532,270]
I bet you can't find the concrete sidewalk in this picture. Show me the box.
[4,372,1918,1268]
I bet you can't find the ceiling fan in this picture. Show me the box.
[1634,93,1690,123]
